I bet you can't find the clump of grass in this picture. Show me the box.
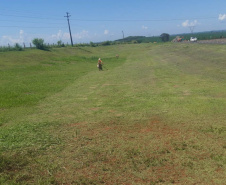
[0,153,30,184]
[203,126,226,135]
[73,176,99,185]
[0,154,28,173]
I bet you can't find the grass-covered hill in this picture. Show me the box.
[0,43,225,184]
[116,30,226,43]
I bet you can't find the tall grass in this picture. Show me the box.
[0,43,24,52]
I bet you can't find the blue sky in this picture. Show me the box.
[0,0,226,46]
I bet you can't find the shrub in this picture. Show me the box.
[32,38,49,50]
[160,33,170,42]
[57,40,65,47]
[131,40,138,44]
[90,42,96,47]
[14,43,23,51]
[101,41,111,46]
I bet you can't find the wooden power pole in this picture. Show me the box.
[65,12,73,46]
[122,30,124,40]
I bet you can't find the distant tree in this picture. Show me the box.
[101,41,111,46]
[131,40,138,44]
[14,43,23,51]
[57,40,65,47]
[32,38,48,50]
[160,33,170,42]
[57,40,62,46]
[90,41,96,47]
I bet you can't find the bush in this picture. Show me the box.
[57,40,65,47]
[32,38,49,50]
[101,41,111,46]
[14,43,23,51]
[131,40,138,44]
[160,33,170,42]
[90,42,96,47]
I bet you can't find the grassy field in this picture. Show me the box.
[0,43,225,184]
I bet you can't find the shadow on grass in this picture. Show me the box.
[0,153,30,183]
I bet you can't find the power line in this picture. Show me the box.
[0,26,63,29]
[0,8,61,17]
[0,13,218,22]
[70,17,218,22]
[0,19,65,25]
[0,13,64,21]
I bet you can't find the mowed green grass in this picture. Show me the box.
[0,43,225,184]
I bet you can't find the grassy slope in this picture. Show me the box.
[0,44,225,184]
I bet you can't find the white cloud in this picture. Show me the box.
[219,14,226,21]
[142,25,148,30]
[50,30,89,43]
[2,36,20,45]
[74,30,89,39]
[63,33,70,40]
[1,30,25,46]
[51,30,63,40]
[19,30,24,42]
[182,20,198,27]
[104,30,109,35]
[20,30,24,35]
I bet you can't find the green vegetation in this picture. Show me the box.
[32,38,49,51]
[116,35,162,43]
[180,30,226,40]
[0,43,225,184]
[0,43,24,52]
[116,30,226,43]
[160,33,170,42]
[1,29,225,52]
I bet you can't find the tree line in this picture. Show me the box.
[1,30,226,52]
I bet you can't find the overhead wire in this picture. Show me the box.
[0,10,219,30]
[0,26,64,29]
[71,17,218,22]
[0,11,218,22]
[0,13,65,21]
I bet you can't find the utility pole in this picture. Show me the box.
[122,30,124,40]
[65,12,73,46]
[189,26,195,34]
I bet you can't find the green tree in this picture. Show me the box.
[90,41,96,47]
[101,41,111,46]
[57,40,62,46]
[57,40,65,47]
[32,38,48,50]
[160,33,170,42]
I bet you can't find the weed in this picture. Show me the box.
[182,161,194,169]
[172,141,188,151]
[203,126,226,134]
[73,176,98,185]
[0,154,28,173]
[211,154,226,164]
[126,148,141,159]
[144,157,167,167]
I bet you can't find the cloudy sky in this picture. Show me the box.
[0,0,226,46]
